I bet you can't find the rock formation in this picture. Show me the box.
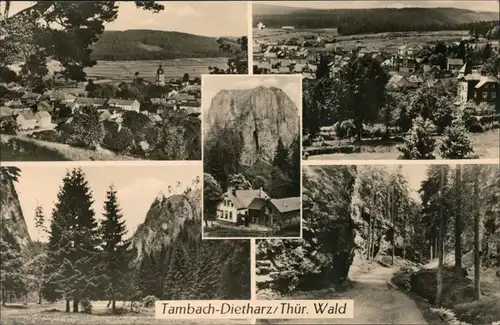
[205,86,299,165]
[0,167,31,252]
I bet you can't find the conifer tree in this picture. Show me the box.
[273,137,291,173]
[34,205,46,241]
[44,168,101,312]
[99,185,130,313]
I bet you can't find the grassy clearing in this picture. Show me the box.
[1,135,137,161]
[1,301,252,325]
[306,129,500,160]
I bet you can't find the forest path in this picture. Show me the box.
[264,262,427,325]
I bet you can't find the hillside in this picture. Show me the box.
[253,5,499,35]
[90,30,241,61]
[205,86,299,166]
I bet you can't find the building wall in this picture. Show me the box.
[37,117,51,128]
[217,197,238,223]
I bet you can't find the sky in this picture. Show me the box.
[13,163,201,242]
[7,1,248,37]
[202,75,302,113]
[256,1,499,12]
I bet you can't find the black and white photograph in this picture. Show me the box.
[255,163,500,324]
[252,1,499,160]
[202,75,302,238]
[0,163,251,325]
[0,1,248,161]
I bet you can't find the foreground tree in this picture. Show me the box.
[397,116,436,160]
[203,173,224,227]
[438,119,475,159]
[44,168,101,312]
[99,185,130,313]
[1,1,165,82]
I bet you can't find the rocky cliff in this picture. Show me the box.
[205,86,299,165]
[130,189,201,260]
[0,168,31,252]
[256,165,357,294]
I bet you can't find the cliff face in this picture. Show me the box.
[0,171,31,252]
[256,165,356,294]
[205,86,299,165]
[131,189,201,259]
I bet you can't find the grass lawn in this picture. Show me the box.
[306,129,500,160]
[203,227,272,238]
[1,301,252,325]
[1,135,136,161]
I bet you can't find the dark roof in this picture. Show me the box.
[247,198,268,211]
[225,189,269,210]
[270,197,301,213]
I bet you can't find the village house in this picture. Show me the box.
[75,97,107,108]
[387,74,412,90]
[447,58,464,72]
[35,111,52,128]
[16,112,37,130]
[50,90,76,103]
[257,22,265,30]
[217,188,270,224]
[457,73,499,106]
[107,98,140,112]
[21,92,42,105]
[249,197,301,228]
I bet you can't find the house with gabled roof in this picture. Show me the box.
[217,188,270,224]
[250,197,301,228]
[16,112,37,130]
[107,98,140,112]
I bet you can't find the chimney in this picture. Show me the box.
[230,187,236,196]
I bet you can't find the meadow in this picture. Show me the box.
[253,28,472,53]
[9,57,228,82]
[1,301,252,325]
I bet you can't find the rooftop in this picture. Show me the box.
[270,197,301,213]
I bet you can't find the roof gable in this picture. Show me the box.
[270,197,301,213]
[226,189,270,210]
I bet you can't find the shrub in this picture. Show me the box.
[33,130,60,142]
[80,299,92,314]
[432,98,454,134]
[64,108,105,149]
[103,126,134,154]
[469,123,484,133]
[142,295,157,308]
[397,116,436,160]
[0,117,18,135]
[438,120,475,159]
[335,120,357,139]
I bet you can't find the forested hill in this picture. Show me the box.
[90,30,240,61]
[253,5,499,35]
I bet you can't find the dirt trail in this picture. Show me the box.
[263,264,428,325]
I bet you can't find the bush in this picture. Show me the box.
[32,130,60,142]
[80,299,92,314]
[469,123,484,133]
[0,117,18,135]
[335,120,357,139]
[438,121,475,159]
[103,126,134,154]
[142,295,157,308]
[397,116,436,160]
[64,108,105,149]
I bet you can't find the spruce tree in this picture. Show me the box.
[273,137,291,173]
[99,185,130,313]
[34,205,46,241]
[44,168,101,312]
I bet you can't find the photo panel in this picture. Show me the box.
[254,161,500,324]
[252,1,500,161]
[0,161,252,324]
[202,74,303,239]
[0,1,249,162]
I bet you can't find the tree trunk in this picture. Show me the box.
[473,175,481,300]
[435,165,445,306]
[112,299,116,313]
[455,165,462,275]
[1,289,5,306]
[38,284,42,304]
[73,299,79,313]
[391,185,395,266]
[65,299,70,312]
[402,216,407,260]
[367,209,372,260]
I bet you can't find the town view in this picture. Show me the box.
[253,2,500,160]
[0,1,248,161]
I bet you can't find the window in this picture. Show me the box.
[483,92,488,99]
[492,92,496,100]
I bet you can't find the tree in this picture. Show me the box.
[203,174,223,227]
[0,236,27,306]
[103,126,135,154]
[1,1,165,82]
[432,97,454,134]
[397,116,436,160]
[99,185,130,313]
[272,137,290,173]
[209,37,248,74]
[438,120,475,159]
[182,73,190,83]
[454,165,463,276]
[34,205,46,241]
[316,54,330,79]
[435,165,446,306]
[228,174,252,190]
[66,107,105,150]
[44,168,101,312]
[335,54,389,141]
[473,166,481,300]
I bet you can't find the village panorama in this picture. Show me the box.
[0,1,248,161]
[253,1,500,160]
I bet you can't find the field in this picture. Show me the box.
[305,129,500,160]
[253,28,472,53]
[9,57,228,82]
[0,301,252,325]
[1,135,136,161]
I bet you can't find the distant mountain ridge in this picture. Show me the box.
[90,29,241,61]
[253,5,499,35]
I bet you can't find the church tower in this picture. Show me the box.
[156,64,165,86]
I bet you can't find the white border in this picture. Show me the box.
[200,74,304,240]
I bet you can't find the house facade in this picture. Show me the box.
[216,188,270,224]
[35,111,52,128]
[107,99,140,112]
[457,74,499,106]
[16,112,37,130]
[249,197,301,228]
